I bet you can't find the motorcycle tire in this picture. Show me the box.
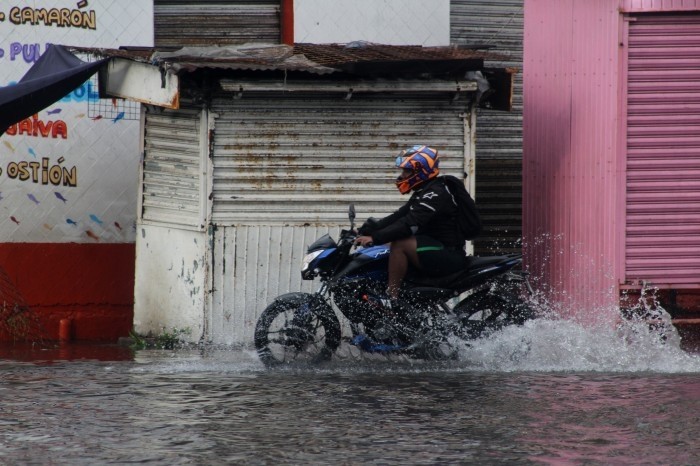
[254,293,341,367]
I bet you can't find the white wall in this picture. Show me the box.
[134,224,207,341]
[294,0,450,45]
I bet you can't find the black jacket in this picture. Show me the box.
[363,177,465,249]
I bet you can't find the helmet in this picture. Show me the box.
[394,145,440,194]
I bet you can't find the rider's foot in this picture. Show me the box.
[368,291,412,314]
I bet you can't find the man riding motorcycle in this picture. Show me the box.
[354,145,480,311]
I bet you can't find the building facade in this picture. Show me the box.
[523,0,700,323]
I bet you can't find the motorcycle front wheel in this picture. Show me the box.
[254,293,341,367]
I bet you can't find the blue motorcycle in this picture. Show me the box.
[254,205,537,366]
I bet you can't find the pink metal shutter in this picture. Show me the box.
[626,14,700,287]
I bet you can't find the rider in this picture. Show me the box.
[354,145,474,308]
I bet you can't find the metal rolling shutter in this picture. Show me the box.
[451,0,524,254]
[142,105,205,228]
[626,14,700,286]
[154,0,280,47]
[210,92,471,225]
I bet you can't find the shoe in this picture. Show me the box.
[364,292,414,314]
[362,292,395,311]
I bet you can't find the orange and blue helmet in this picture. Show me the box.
[394,145,440,194]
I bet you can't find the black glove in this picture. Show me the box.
[359,217,380,235]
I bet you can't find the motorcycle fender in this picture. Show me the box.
[274,292,314,303]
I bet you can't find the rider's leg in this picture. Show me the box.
[387,236,420,299]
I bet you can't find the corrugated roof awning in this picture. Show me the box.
[72,42,511,76]
[71,42,516,111]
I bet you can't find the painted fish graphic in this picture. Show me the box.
[112,112,125,123]
[86,230,100,241]
[27,194,39,205]
[28,148,37,158]
[89,214,104,224]
[10,216,20,225]
[66,218,78,226]
[54,192,68,203]
[47,108,62,115]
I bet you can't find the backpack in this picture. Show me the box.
[442,175,482,240]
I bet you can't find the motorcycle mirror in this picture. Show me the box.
[349,204,356,229]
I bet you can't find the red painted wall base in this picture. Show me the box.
[0,243,135,342]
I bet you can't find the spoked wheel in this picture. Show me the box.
[453,290,536,340]
[254,293,341,367]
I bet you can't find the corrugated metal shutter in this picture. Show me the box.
[210,224,340,345]
[451,0,524,254]
[154,0,280,47]
[626,14,700,286]
[142,105,205,228]
[210,92,472,225]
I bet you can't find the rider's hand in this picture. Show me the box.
[354,235,374,247]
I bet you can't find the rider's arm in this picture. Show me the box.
[371,185,446,244]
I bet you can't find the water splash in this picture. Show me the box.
[457,312,700,373]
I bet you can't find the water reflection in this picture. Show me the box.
[520,375,700,465]
[1,316,700,465]
[0,342,134,363]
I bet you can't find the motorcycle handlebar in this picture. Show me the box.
[339,229,374,249]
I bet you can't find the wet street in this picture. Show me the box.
[2,318,700,465]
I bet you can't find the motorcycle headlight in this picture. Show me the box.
[301,249,325,272]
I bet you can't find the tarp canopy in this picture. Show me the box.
[0,44,107,136]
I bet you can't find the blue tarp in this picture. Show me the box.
[0,44,107,136]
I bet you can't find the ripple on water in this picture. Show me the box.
[0,314,699,464]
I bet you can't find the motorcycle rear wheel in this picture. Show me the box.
[254,294,341,367]
[453,290,536,339]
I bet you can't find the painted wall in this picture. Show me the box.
[0,1,153,340]
[522,0,622,320]
[294,0,450,45]
[523,0,700,319]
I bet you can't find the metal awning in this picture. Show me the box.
[72,42,517,111]
[219,79,478,94]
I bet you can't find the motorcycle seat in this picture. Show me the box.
[465,254,522,272]
[406,254,522,288]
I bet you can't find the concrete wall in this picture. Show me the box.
[294,0,449,45]
[134,224,208,341]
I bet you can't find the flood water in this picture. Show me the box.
[2,318,700,465]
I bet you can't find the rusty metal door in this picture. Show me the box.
[154,0,280,47]
[451,0,524,254]
[142,104,207,229]
[207,91,474,344]
[209,92,473,225]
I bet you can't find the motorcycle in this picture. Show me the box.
[254,205,537,366]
